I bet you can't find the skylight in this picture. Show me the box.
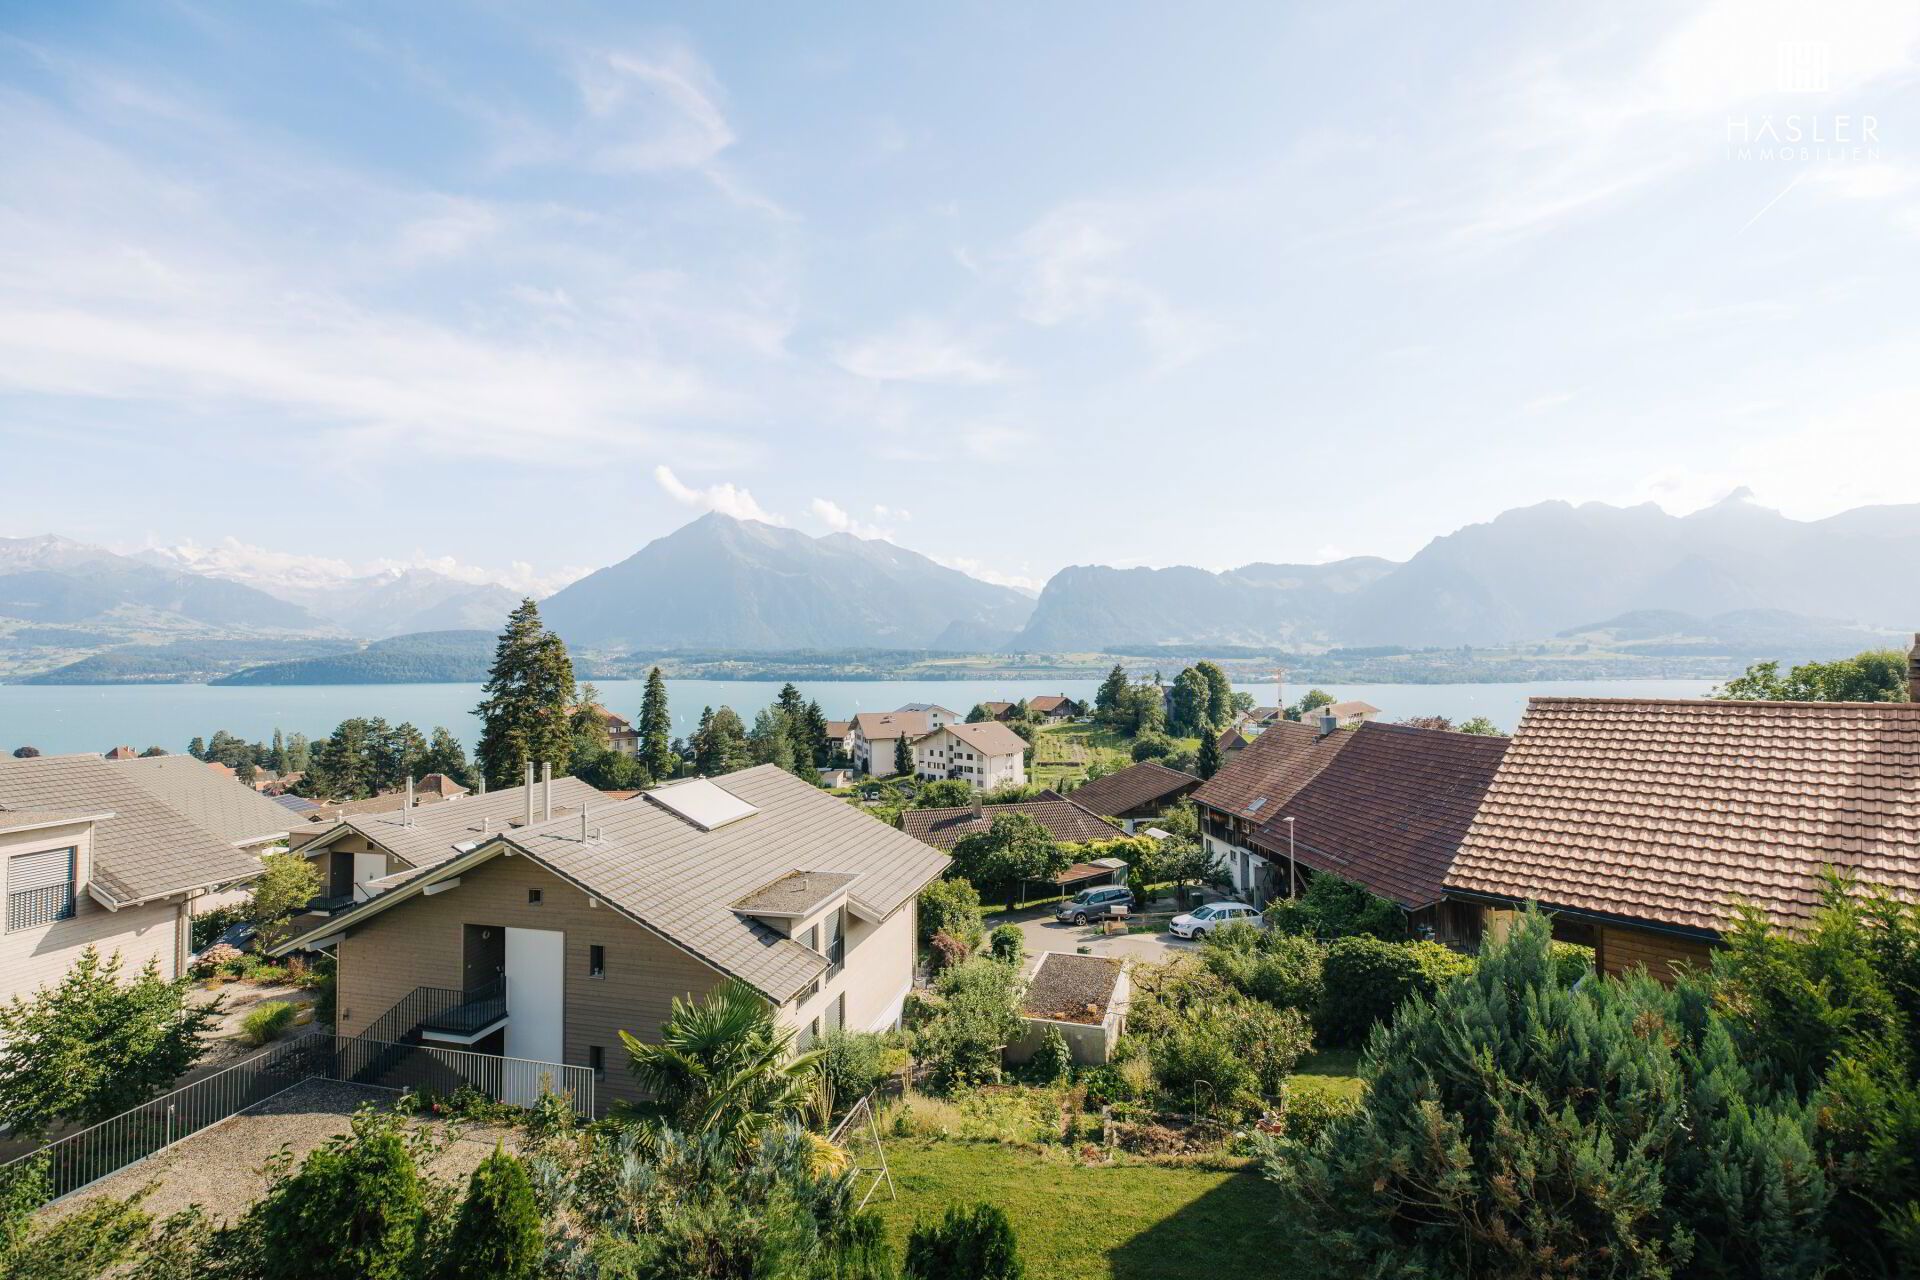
[647,778,760,831]
[1245,797,1268,815]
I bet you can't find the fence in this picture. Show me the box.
[0,1032,593,1207]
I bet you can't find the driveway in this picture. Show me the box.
[992,904,1200,969]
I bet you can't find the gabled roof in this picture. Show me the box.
[114,754,292,847]
[898,702,958,717]
[304,777,606,870]
[0,755,262,903]
[1321,700,1382,719]
[1192,719,1342,820]
[280,766,949,1005]
[1067,761,1199,818]
[900,791,1118,851]
[853,711,930,742]
[0,807,114,836]
[1029,695,1079,714]
[1447,697,1920,935]
[934,720,1029,757]
[824,720,850,738]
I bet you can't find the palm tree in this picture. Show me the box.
[614,980,825,1156]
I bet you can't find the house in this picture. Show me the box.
[977,701,1015,721]
[897,703,961,730]
[849,711,931,778]
[912,720,1029,791]
[273,766,947,1111]
[1027,695,1084,723]
[585,705,640,757]
[1,753,284,1002]
[1190,717,1509,942]
[1307,700,1382,728]
[823,720,853,759]
[302,774,470,824]
[289,765,603,913]
[900,790,1119,851]
[1215,726,1254,755]
[1445,677,1920,980]
[1066,761,1200,832]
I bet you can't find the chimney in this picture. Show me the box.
[580,807,590,842]
[524,761,535,827]
[542,761,553,822]
[404,775,415,823]
[475,773,486,796]
[1910,632,1920,703]
[1275,667,1285,719]
[971,795,983,819]
[1318,709,1338,738]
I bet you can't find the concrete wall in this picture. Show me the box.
[1,820,184,1002]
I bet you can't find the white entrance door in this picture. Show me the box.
[351,853,385,901]
[502,927,565,1104]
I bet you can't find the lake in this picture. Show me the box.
[0,677,1723,757]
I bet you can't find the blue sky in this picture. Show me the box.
[3,1,1918,593]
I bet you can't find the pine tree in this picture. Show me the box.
[473,599,576,790]
[270,728,288,773]
[437,1144,542,1280]
[187,736,206,760]
[894,732,913,776]
[639,667,674,781]
[803,699,831,766]
[1196,730,1221,780]
[695,706,749,776]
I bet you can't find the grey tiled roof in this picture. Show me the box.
[311,777,607,869]
[114,755,292,847]
[0,755,262,903]
[900,792,1119,851]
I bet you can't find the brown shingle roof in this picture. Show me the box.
[1029,695,1079,714]
[900,792,1118,851]
[935,721,1028,757]
[1191,719,1345,820]
[1067,761,1199,818]
[853,711,929,742]
[114,754,292,848]
[1447,697,1920,935]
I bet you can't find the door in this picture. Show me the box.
[502,927,564,1103]
[462,924,504,996]
[328,851,353,898]
[351,853,385,901]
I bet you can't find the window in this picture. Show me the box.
[7,847,76,933]
[826,907,845,976]
[589,945,605,979]
[527,888,543,905]
[827,992,846,1033]
[589,1045,606,1078]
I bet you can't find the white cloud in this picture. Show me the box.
[832,320,1007,383]
[808,497,895,540]
[573,47,735,173]
[655,465,784,524]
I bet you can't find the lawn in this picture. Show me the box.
[1293,1047,1366,1101]
[871,1139,1299,1279]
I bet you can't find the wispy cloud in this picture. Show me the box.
[832,320,1007,383]
[808,497,894,540]
[655,465,784,524]
[140,536,586,595]
[930,553,1043,595]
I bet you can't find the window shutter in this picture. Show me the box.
[9,847,74,892]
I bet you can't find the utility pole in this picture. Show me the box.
[1284,815,1297,900]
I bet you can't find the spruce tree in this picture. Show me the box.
[803,699,831,765]
[894,733,913,776]
[474,599,576,790]
[1196,730,1221,780]
[639,666,674,781]
[437,1144,542,1280]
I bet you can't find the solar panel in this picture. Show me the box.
[647,778,760,831]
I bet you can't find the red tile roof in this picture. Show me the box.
[1029,695,1080,714]
[900,791,1119,851]
[1067,761,1199,818]
[1447,697,1920,935]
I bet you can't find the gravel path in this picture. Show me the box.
[44,1077,517,1226]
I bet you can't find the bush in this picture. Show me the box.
[919,880,984,948]
[193,943,243,977]
[1549,941,1594,986]
[905,1203,1023,1280]
[821,1029,893,1111]
[1281,1085,1362,1145]
[1204,927,1326,1012]
[1129,732,1175,763]
[915,960,1023,1092]
[988,924,1024,964]
[1078,1064,1138,1110]
[1266,873,1407,940]
[190,904,248,952]
[1030,1027,1071,1085]
[1316,937,1471,1047]
[241,1001,297,1046]
[245,1109,432,1280]
[929,930,970,973]
[1150,1014,1259,1116]
[438,1145,540,1280]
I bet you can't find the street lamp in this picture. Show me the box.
[1283,816,1297,900]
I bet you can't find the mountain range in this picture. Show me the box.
[5,492,1917,680]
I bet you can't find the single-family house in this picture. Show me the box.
[1190,716,1508,942]
[585,705,640,757]
[1445,675,1920,980]
[897,703,961,730]
[1066,761,1200,832]
[1,753,284,1002]
[1027,695,1084,723]
[823,720,853,760]
[1307,700,1382,728]
[273,766,946,1111]
[977,701,1016,721]
[900,790,1118,852]
[850,711,931,778]
[912,721,1029,791]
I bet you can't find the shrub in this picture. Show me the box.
[241,1001,297,1046]
[929,930,970,973]
[247,853,322,950]
[1129,732,1175,763]
[904,1203,1023,1280]
[988,924,1024,965]
[1078,1064,1137,1110]
[1549,940,1594,986]
[1316,937,1471,1047]
[919,880,984,948]
[190,903,248,951]
[1281,1085,1362,1146]
[1229,1002,1314,1095]
[1030,1027,1071,1085]
[193,943,243,977]
[1204,927,1326,1012]
[915,960,1022,1092]
[438,1145,541,1280]
[1266,872,1407,940]
[246,1109,431,1280]
[821,1029,893,1111]
[1151,1013,1259,1115]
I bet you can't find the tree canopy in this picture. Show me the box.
[1716,647,1910,702]
[473,599,576,789]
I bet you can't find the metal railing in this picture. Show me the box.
[0,1031,591,1209]
[359,982,471,1046]
[419,978,506,1038]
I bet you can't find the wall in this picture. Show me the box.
[1596,923,1713,983]
[781,898,916,1040]
[1,821,182,1002]
[334,854,730,1112]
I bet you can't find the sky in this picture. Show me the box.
[3,1,1920,595]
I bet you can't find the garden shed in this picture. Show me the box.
[1005,951,1129,1067]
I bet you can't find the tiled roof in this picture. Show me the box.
[937,721,1029,757]
[0,755,262,903]
[289,766,949,1004]
[1029,695,1078,714]
[824,721,850,738]
[1447,697,1920,935]
[311,777,606,869]
[1191,719,1344,820]
[0,807,112,834]
[853,711,930,741]
[1066,761,1199,818]
[1323,701,1382,718]
[898,703,958,717]
[900,792,1118,851]
[1252,722,1509,909]
[115,754,292,848]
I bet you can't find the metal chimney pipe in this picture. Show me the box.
[524,761,535,827]
[580,807,589,841]
[405,775,414,823]
[542,761,553,822]
[1319,710,1337,738]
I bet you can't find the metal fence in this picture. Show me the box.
[0,1031,593,1207]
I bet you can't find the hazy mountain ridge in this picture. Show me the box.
[0,535,322,632]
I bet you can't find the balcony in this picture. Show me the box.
[304,892,359,916]
[417,979,508,1045]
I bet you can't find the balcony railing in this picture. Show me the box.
[304,892,358,916]
[419,978,507,1040]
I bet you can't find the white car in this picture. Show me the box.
[1169,901,1263,940]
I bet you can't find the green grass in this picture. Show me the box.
[1293,1048,1366,1101]
[871,1139,1298,1279]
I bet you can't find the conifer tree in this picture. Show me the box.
[638,666,674,781]
[803,699,831,765]
[894,733,913,776]
[1196,729,1222,780]
[438,1144,542,1280]
[474,599,576,790]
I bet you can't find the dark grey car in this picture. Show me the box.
[1056,884,1135,925]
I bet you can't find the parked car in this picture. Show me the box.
[1169,901,1263,939]
[1055,884,1135,925]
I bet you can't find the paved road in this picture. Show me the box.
[997,906,1200,968]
